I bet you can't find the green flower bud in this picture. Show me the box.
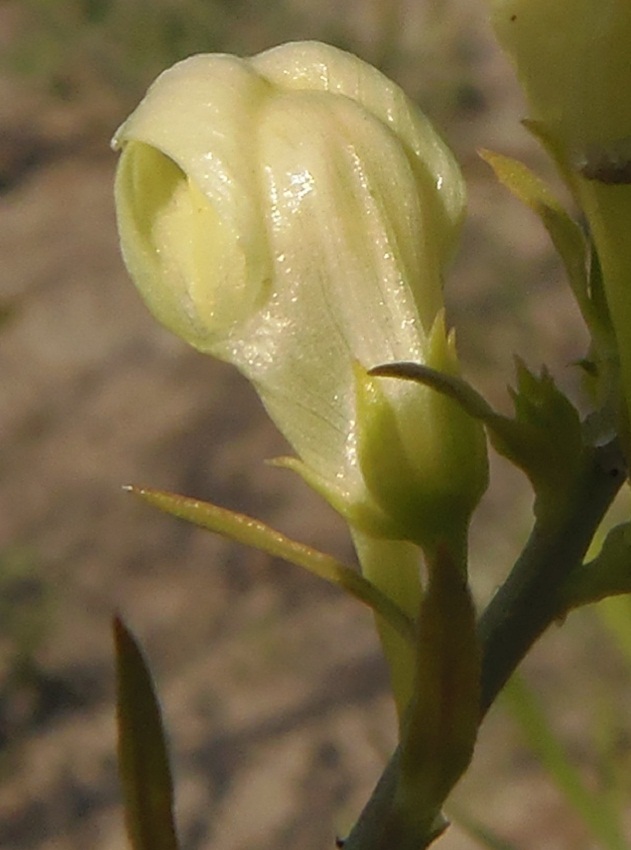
[353,314,487,549]
[113,41,487,547]
[490,1,631,455]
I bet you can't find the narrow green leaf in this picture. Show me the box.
[395,546,480,839]
[563,524,631,610]
[479,148,590,317]
[503,675,627,850]
[598,594,631,668]
[114,616,179,850]
[126,486,415,645]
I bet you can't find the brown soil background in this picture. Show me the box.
[1,1,630,848]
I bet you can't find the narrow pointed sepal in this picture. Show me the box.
[126,485,415,643]
[269,454,398,539]
[505,358,584,509]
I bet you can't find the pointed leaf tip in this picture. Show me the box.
[114,616,180,850]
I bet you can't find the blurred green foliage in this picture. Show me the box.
[460,596,631,850]
[6,0,274,107]
[503,673,629,850]
[0,546,53,750]
[0,546,51,677]
[4,0,482,132]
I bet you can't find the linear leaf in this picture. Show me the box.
[479,148,590,316]
[114,616,179,850]
[126,485,414,645]
[397,547,480,839]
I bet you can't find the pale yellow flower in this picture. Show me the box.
[113,41,487,550]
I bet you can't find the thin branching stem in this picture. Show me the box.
[343,438,626,850]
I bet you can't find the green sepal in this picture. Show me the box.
[371,360,584,517]
[269,454,399,540]
[355,365,421,535]
[126,485,414,644]
[393,546,480,845]
[354,363,471,549]
[507,357,583,495]
[114,616,180,850]
[562,523,631,611]
[275,349,486,554]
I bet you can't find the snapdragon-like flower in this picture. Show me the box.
[113,41,487,551]
[490,1,631,450]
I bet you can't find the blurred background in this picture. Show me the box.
[1,1,631,848]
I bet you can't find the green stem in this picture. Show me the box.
[343,438,625,850]
[478,439,625,715]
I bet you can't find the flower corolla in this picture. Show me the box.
[113,41,487,548]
